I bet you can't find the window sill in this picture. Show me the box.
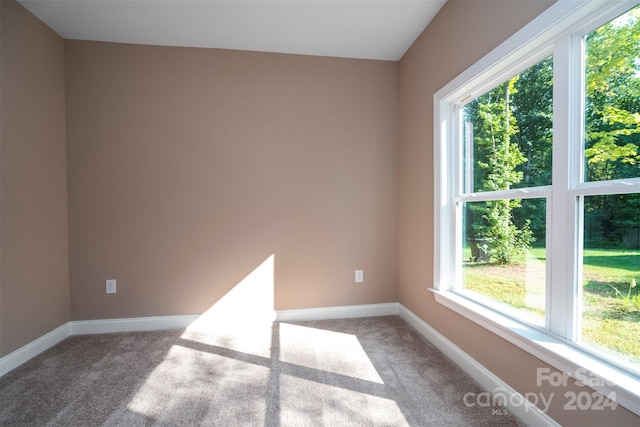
[430,288,640,416]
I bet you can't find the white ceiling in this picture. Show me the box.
[18,0,446,61]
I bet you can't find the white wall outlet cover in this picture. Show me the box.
[355,270,364,283]
[106,279,116,294]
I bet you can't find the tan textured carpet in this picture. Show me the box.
[0,316,523,426]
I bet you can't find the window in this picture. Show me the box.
[434,0,640,415]
[460,57,553,328]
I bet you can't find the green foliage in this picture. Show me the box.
[608,278,640,308]
[585,8,640,182]
[470,79,525,191]
[512,57,553,188]
[584,193,640,249]
[567,8,640,249]
[511,57,553,245]
[483,201,533,264]
[465,5,640,261]
[465,79,534,264]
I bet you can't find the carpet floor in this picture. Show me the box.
[0,316,524,426]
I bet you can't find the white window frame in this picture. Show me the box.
[433,0,640,415]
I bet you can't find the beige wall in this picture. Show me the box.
[3,0,638,423]
[0,0,70,357]
[65,41,398,320]
[398,0,638,425]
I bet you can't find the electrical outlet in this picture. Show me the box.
[106,279,116,294]
[355,270,364,283]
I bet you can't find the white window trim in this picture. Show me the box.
[433,0,640,416]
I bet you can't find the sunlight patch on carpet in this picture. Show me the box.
[279,323,384,384]
[124,344,269,424]
[280,374,406,426]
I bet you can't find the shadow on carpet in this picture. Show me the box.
[0,316,524,426]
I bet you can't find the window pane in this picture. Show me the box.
[581,194,640,372]
[584,5,640,182]
[462,198,546,326]
[463,56,553,193]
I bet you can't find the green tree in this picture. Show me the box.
[511,56,553,245]
[584,7,640,249]
[466,79,534,264]
[585,8,640,182]
[466,4,640,260]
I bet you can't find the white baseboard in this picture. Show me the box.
[0,301,560,427]
[276,302,399,322]
[0,314,199,377]
[5,306,398,376]
[0,322,71,377]
[398,304,558,427]
[70,314,199,335]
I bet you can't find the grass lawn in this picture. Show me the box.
[463,247,640,368]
